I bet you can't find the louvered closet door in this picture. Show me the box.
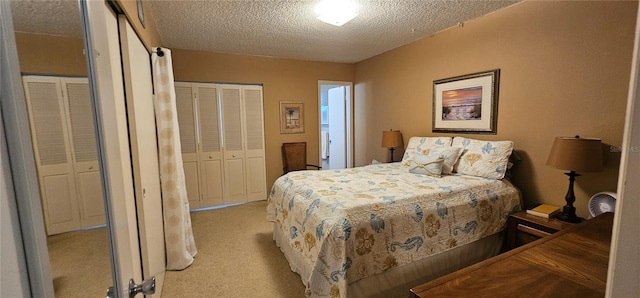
[174,83,201,208]
[195,84,224,207]
[23,76,80,235]
[220,85,246,204]
[242,86,266,201]
[63,78,105,227]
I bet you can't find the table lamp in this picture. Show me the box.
[381,129,403,163]
[546,136,603,223]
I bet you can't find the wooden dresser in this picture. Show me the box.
[411,212,614,297]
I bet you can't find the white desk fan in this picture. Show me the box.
[588,191,617,218]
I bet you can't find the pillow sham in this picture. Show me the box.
[401,136,452,165]
[408,154,444,177]
[452,137,514,180]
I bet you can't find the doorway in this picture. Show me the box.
[318,81,353,170]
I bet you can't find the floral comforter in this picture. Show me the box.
[266,163,521,297]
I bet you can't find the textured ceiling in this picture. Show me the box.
[11,0,83,38]
[148,0,521,63]
[11,0,521,63]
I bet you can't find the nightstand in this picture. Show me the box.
[504,210,577,251]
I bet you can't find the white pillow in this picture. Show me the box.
[408,155,444,177]
[404,147,462,175]
[452,137,514,179]
[401,137,452,165]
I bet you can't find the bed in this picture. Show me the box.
[266,137,522,298]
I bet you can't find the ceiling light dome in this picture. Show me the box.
[315,0,358,26]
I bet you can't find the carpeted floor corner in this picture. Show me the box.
[162,200,306,297]
[47,227,112,297]
[46,200,306,297]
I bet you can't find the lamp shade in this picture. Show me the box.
[546,136,603,172]
[382,130,403,148]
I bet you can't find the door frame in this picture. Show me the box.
[606,4,640,295]
[118,14,166,291]
[318,80,353,168]
[0,1,54,296]
[80,0,145,295]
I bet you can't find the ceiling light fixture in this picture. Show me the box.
[315,0,358,26]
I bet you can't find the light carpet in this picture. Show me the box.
[162,200,306,297]
[47,226,112,297]
[46,200,306,297]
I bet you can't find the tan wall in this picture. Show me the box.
[15,32,87,76]
[17,0,632,217]
[171,49,355,190]
[354,0,637,217]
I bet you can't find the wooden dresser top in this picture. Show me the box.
[411,212,614,297]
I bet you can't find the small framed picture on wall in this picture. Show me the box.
[280,102,304,134]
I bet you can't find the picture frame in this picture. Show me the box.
[137,0,146,28]
[280,102,305,134]
[432,69,500,134]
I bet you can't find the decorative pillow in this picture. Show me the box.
[408,154,445,177]
[401,136,452,166]
[420,146,463,175]
[452,137,514,180]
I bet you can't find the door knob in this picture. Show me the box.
[129,277,155,297]
[106,277,156,298]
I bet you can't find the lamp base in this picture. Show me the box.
[555,171,583,223]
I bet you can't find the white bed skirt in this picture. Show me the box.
[273,222,503,298]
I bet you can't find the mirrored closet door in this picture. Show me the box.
[9,0,113,296]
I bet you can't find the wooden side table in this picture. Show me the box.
[504,210,577,251]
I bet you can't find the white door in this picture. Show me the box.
[174,82,264,206]
[328,86,346,169]
[242,86,266,201]
[119,15,165,294]
[220,85,246,204]
[174,83,201,208]
[174,82,225,209]
[196,84,225,207]
[22,76,81,235]
[319,81,353,169]
[23,76,106,234]
[81,0,144,295]
[63,77,105,228]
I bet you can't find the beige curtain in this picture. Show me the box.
[152,47,197,270]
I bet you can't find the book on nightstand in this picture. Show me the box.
[526,204,561,218]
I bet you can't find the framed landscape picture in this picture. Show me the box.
[280,102,304,134]
[432,69,500,134]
